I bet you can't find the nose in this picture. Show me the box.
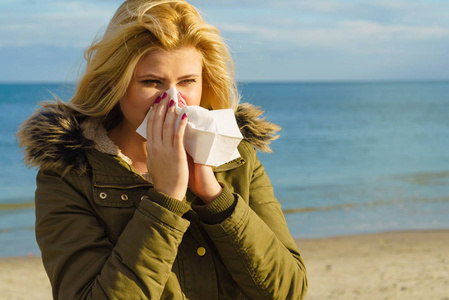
[164,84,180,96]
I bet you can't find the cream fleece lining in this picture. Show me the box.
[80,118,133,166]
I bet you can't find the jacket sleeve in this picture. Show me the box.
[35,169,190,300]
[192,142,308,300]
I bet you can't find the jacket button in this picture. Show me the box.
[99,192,107,200]
[121,194,129,201]
[197,247,206,257]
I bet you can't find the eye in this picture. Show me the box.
[141,79,162,85]
[179,79,196,86]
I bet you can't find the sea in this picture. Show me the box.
[1,81,449,257]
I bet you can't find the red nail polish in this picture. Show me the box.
[181,113,187,120]
[179,92,184,98]
[169,100,175,107]
[155,96,161,104]
[161,92,167,99]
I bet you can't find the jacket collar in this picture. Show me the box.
[18,101,277,175]
[82,117,245,176]
[212,156,245,172]
[86,146,245,188]
[86,149,153,187]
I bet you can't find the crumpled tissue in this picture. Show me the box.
[136,87,243,166]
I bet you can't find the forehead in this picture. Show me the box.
[136,47,203,73]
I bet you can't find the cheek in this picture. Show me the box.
[119,91,158,126]
[183,86,202,106]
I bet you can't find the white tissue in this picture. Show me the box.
[136,87,243,166]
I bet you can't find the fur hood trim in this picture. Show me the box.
[17,101,280,174]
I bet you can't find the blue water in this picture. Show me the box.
[1,81,449,257]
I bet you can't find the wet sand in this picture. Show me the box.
[1,229,448,299]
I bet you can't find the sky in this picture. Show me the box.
[1,0,448,82]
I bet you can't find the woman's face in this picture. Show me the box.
[120,46,203,129]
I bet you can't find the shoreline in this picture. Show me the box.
[1,229,448,300]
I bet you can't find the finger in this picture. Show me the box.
[178,92,186,107]
[174,113,188,151]
[150,92,169,145]
[146,92,166,142]
[162,99,177,146]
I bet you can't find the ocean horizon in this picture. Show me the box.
[1,80,449,257]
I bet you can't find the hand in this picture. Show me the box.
[146,93,189,201]
[187,155,222,204]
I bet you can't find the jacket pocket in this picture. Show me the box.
[93,182,151,208]
[92,183,152,243]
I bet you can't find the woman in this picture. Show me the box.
[18,0,307,299]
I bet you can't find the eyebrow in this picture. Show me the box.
[136,73,163,80]
[136,73,200,80]
[178,74,200,80]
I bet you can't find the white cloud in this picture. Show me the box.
[210,0,449,57]
[272,0,449,20]
[290,21,449,50]
[1,0,449,81]
[0,1,114,48]
[219,19,449,53]
[280,0,348,13]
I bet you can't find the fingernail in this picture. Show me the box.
[155,96,161,104]
[178,92,186,105]
[182,113,187,120]
[161,92,167,99]
[169,100,175,107]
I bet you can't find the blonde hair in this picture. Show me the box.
[68,0,239,126]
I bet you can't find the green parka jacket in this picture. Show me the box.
[18,102,307,299]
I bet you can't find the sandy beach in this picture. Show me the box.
[300,230,449,300]
[1,229,448,300]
